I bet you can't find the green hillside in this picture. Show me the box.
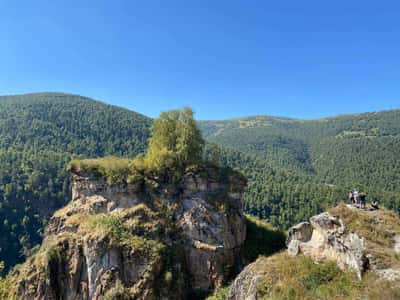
[0,93,151,269]
[201,111,400,174]
[200,111,400,228]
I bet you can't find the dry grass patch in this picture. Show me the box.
[254,252,400,300]
[329,203,400,268]
[256,252,359,300]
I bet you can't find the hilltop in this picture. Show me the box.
[0,92,151,155]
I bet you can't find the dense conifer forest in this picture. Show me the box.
[0,92,399,271]
[200,113,400,226]
[0,93,150,269]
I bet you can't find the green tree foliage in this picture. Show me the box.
[144,107,204,173]
[204,144,345,229]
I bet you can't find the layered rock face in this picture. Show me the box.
[286,212,368,279]
[9,166,247,299]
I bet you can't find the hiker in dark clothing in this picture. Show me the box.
[359,193,367,209]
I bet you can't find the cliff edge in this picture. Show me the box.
[5,163,247,300]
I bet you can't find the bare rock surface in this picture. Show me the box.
[227,259,268,300]
[287,212,367,279]
[9,166,247,299]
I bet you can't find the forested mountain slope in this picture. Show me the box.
[200,111,400,218]
[0,93,151,269]
[200,111,400,174]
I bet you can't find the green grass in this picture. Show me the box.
[80,213,164,259]
[67,155,240,187]
[255,253,363,300]
[68,156,133,184]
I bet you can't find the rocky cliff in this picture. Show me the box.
[6,164,247,300]
[228,204,400,300]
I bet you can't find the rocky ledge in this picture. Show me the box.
[7,165,247,300]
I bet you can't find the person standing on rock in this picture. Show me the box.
[359,192,367,209]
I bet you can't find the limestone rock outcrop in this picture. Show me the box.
[287,212,368,279]
[8,165,247,299]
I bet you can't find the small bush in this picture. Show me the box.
[301,261,341,291]
[206,286,229,300]
[104,280,131,300]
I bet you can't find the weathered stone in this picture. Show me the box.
[286,221,312,245]
[228,258,268,300]
[287,212,368,279]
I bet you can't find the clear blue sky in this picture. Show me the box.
[1,1,400,120]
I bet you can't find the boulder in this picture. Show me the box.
[287,212,368,279]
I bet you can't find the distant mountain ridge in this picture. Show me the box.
[199,110,400,182]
